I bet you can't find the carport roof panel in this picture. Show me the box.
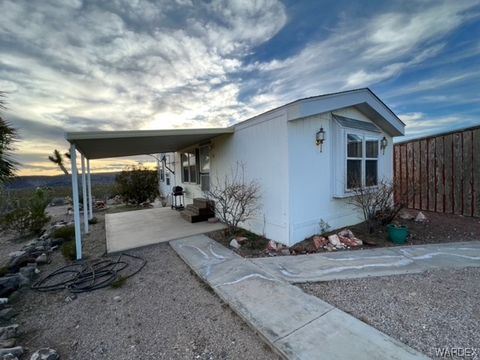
[65,127,234,159]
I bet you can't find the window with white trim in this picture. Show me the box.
[346,133,379,190]
[181,152,197,183]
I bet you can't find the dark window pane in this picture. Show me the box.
[347,134,362,157]
[366,160,378,186]
[366,140,378,158]
[199,146,210,173]
[181,154,189,182]
[189,153,196,183]
[347,160,361,189]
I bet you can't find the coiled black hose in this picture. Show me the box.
[31,253,147,293]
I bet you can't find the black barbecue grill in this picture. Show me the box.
[171,186,185,210]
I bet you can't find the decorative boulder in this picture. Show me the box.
[30,348,59,360]
[415,211,427,222]
[229,239,241,249]
[312,236,328,250]
[266,240,277,252]
[0,347,23,358]
[235,236,248,244]
[328,234,344,248]
[0,325,18,340]
[337,229,355,238]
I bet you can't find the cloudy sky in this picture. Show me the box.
[1,0,479,175]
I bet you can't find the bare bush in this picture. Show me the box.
[347,179,407,233]
[205,163,260,235]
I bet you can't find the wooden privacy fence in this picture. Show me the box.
[394,126,480,217]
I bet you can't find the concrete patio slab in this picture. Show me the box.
[252,241,480,283]
[274,308,426,360]
[171,235,427,360]
[106,207,225,253]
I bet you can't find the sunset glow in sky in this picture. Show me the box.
[1,0,479,175]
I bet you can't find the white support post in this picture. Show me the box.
[87,159,93,220]
[81,154,89,234]
[70,144,82,260]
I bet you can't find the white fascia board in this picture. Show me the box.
[65,127,234,141]
[287,89,405,136]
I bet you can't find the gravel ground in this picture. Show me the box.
[300,268,480,359]
[3,207,278,360]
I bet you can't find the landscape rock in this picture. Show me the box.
[35,254,48,265]
[19,266,37,283]
[312,236,328,250]
[0,277,20,298]
[1,352,18,360]
[0,308,16,321]
[30,348,59,360]
[8,253,37,272]
[229,239,241,249]
[49,239,65,247]
[337,229,355,238]
[266,240,277,252]
[235,236,248,244]
[399,210,415,220]
[7,252,25,260]
[415,211,427,222]
[327,234,345,248]
[0,338,16,348]
[0,325,18,340]
[64,294,77,303]
[324,244,335,252]
[113,296,121,302]
[0,347,23,358]
[207,217,219,223]
[338,235,362,247]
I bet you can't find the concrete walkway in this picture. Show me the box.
[171,235,428,360]
[251,241,480,283]
[105,207,225,253]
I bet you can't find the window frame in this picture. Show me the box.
[344,130,380,192]
[181,150,199,184]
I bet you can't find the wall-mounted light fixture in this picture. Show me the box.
[316,127,326,152]
[381,136,388,154]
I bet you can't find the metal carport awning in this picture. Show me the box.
[65,127,234,260]
[66,127,234,159]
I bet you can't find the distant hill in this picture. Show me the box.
[6,172,118,190]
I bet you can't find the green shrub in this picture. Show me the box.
[115,165,158,205]
[1,189,50,236]
[52,225,75,241]
[2,207,31,236]
[28,189,50,234]
[61,240,77,261]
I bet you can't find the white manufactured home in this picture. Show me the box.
[66,88,404,254]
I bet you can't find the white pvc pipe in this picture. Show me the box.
[70,144,82,260]
[87,159,93,220]
[81,154,89,234]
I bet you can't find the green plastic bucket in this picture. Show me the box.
[387,224,409,244]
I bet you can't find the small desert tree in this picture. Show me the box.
[347,178,407,233]
[206,163,260,235]
[48,149,69,175]
[115,164,159,205]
